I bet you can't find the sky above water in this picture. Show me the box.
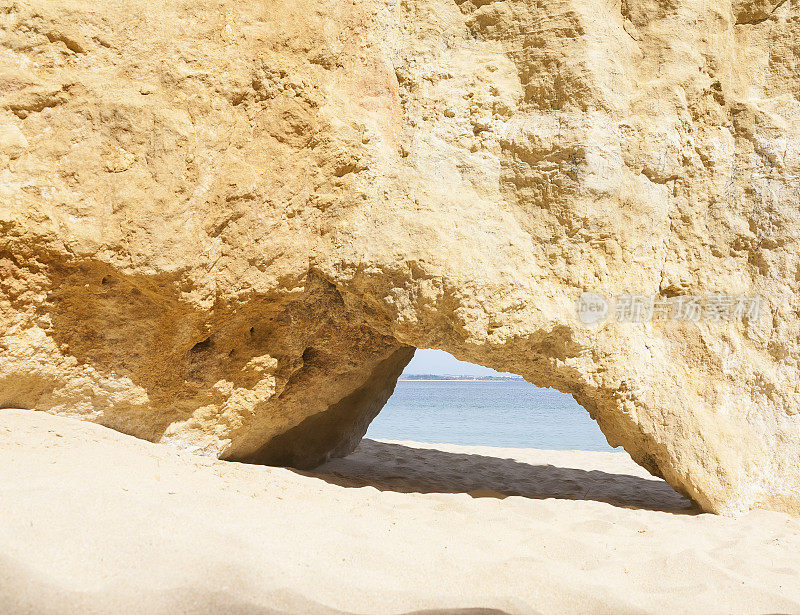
[402,349,515,377]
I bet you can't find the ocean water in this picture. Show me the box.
[366,380,616,451]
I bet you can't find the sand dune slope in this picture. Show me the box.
[1,410,799,615]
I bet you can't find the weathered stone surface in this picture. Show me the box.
[1,0,799,514]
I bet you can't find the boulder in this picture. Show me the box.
[1,0,799,515]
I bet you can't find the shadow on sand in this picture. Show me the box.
[0,552,515,615]
[300,440,698,514]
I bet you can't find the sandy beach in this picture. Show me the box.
[1,409,799,615]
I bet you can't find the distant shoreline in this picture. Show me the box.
[398,375,524,382]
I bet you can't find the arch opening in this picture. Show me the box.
[309,349,694,513]
[366,349,615,452]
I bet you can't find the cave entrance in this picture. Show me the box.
[366,349,616,452]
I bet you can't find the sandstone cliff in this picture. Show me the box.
[1,0,799,515]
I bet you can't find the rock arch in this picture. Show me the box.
[1,0,799,515]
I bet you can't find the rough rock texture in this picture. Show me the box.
[1,0,799,515]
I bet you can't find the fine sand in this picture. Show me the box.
[1,409,799,615]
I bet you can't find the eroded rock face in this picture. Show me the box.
[1,0,799,514]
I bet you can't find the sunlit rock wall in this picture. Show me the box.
[1,0,799,514]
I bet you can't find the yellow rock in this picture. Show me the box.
[0,125,27,160]
[103,147,136,173]
[1,0,799,516]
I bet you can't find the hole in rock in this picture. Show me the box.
[245,348,693,511]
[366,349,615,452]
[190,337,212,354]
[312,349,694,512]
